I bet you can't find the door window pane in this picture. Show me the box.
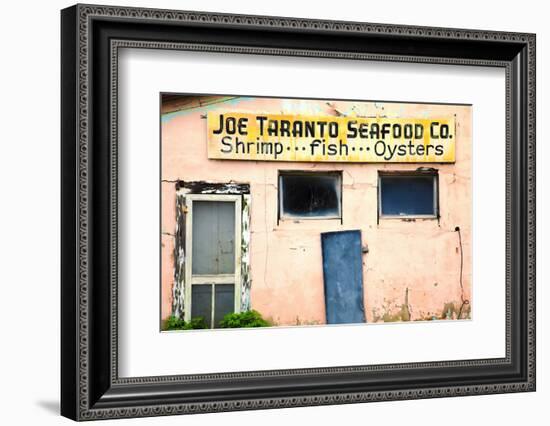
[191,285,213,328]
[379,175,437,216]
[214,284,235,327]
[192,201,235,274]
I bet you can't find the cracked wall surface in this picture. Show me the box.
[160,96,472,326]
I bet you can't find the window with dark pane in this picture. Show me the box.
[191,285,213,328]
[379,174,437,217]
[214,284,235,327]
[279,172,341,219]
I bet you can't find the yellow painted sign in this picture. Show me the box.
[207,112,455,163]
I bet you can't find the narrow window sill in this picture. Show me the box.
[379,215,438,221]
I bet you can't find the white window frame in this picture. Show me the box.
[184,193,242,326]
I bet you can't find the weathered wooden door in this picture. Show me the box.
[185,194,242,328]
[321,230,366,324]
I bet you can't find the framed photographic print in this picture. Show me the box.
[61,3,536,421]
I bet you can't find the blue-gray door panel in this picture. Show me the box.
[191,201,235,275]
[321,230,366,324]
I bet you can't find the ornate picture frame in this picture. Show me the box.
[61,4,535,420]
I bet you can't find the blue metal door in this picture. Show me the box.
[321,230,366,324]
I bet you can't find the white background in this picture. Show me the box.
[119,49,505,377]
[0,0,547,425]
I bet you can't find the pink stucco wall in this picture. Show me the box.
[160,96,472,326]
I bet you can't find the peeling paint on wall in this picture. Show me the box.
[240,194,252,311]
[172,190,188,319]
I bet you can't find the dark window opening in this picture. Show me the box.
[379,173,438,217]
[279,172,342,219]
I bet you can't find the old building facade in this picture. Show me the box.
[160,95,472,328]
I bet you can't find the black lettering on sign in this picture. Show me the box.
[430,121,451,139]
[256,116,268,135]
[213,115,248,135]
[220,136,232,153]
[347,121,358,138]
